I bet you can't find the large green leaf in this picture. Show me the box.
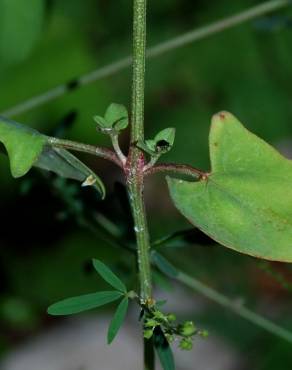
[0,116,105,197]
[107,297,129,344]
[0,0,45,68]
[47,291,123,316]
[168,112,292,262]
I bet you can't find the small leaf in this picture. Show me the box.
[92,259,127,293]
[93,115,110,130]
[154,128,176,154]
[151,252,178,278]
[154,327,175,370]
[0,116,47,177]
[105,103,129,130]
[145,140,157,153]
[137,140,156,155]
[168,111,292,262]
[138,129,175,157]
[154,128,176,147]
[107,297,129,344]
[47,291,122,316]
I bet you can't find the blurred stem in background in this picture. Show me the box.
[1,0,291,118]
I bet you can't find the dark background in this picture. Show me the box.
[0,1,292,369]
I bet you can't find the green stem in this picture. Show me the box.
[129,0,151,301]
[47,137,122,167]
[144,162,207,179]
[127,0,154,369]
[110,133,127,164]
[4,0,290,118]
[176,270,292,344]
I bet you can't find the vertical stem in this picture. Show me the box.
[127,0,154,369]
[131,0,146,143]
[129,0,151,302]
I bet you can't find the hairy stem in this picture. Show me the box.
[110,134,127,165]
[47,137,122,167]
[127,0,154,369]
[144,162,207,179]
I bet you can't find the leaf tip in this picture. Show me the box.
[212,111,232,123]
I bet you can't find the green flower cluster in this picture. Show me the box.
[142,302,208,351]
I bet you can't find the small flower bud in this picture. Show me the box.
[179,338,193,351]
[165,333,174,343]
[145,319,157,328]
[144,329,153,340]
[166,314,176,322]
[179,321,196,337]
[199,330,209,338]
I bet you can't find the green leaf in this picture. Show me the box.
[0,0,45,68]
[154,327,175,370]
[151,252,178,278]
[168,111,292,262]
[47,291,122,316]
[93,115,110,130]
[145,139,157,153]
[137,140,156,155]
[107,297,129,344]
[137,129,175,157]
[37,147,106,198]
[92,259,127,293]
[0,116,105,198]
[0,116,47,177]
[105,103,129,130]
[155,128,176,147]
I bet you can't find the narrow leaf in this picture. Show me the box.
[151,252,178,278]
[47,291,122,316]
[154,327,175,370]
[36,147,105,198]
[168,111,292,262]
[107,297,129,344]
[92,259,127,292]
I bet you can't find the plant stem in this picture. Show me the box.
[3,0,290,118]
[176,270,292,344]
[47,137,122,167]
[127,0,154,369]
[110,133,127,165]
[144,162,207,179]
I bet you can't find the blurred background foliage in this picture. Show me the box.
[0,0,292,369]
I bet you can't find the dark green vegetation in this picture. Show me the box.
[1,1,292,370]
